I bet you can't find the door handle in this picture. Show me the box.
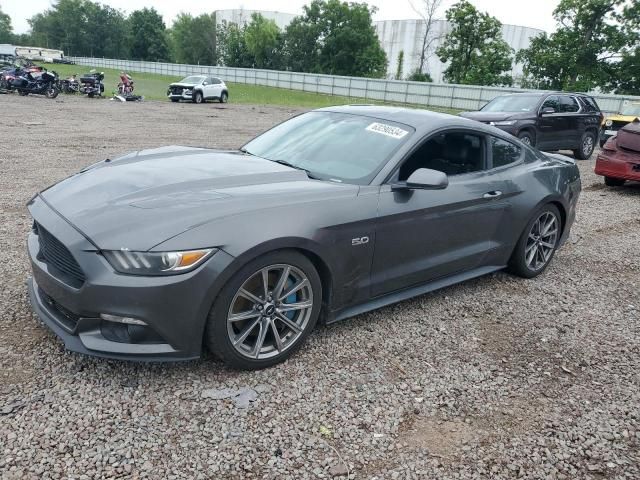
[483,190,503,199]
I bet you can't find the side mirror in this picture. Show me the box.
[392,168,449,191]
[540,107,556,115]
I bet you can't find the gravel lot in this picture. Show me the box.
[1,94,639,480]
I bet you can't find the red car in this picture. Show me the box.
[595,118,640,186]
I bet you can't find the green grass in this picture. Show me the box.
[44,62,460,113]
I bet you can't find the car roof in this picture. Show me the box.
[317,105,480,131]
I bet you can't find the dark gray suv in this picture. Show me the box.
[460,92,603,159]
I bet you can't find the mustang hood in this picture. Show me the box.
[38,146,358,251]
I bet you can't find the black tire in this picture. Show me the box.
[205,250,322,370]
[507,204,562,279]
[573,131,596,160]
[220,91,228,103]
[88,93,94,98]
[604,176,625,187]
[193,91,203,104]
[517,130,535,147]
[18,90,28,96]
[45,86,59,99]
[170,98,180,103]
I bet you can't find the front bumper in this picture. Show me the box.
[167,89,193,100]
[27,196,235,361]
[595,150,640,182]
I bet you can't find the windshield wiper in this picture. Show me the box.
[270,159,321,180]
[239,147,255,156]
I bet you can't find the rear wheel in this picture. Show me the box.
[517,130,535,147]
[193,91,203,104]
[604,176,625,187]
[573,131,596,160]
[205,250,322,370]
[508,204,561,279]
[220,91,228,103]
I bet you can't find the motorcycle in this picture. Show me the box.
[0,66,19,93]
[80,71,105,98]
[114,72,143,101]
[10,69,59,98]
[59,74,80,94]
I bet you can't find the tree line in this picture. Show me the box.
[0,0,638,93]
[0,0,387,78]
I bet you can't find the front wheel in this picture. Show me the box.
[517,130,535,147]
[573,132,596,160]
[45,86,59,99]
[604,176,625,187]
[205,250,322,370]
[508,204,561,279]
[193,91,203,104]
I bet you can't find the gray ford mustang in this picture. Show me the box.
[27,106,581,369]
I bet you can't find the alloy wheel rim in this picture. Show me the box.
[525,212,559,271]
[521,136,531,145]
[227,264,313,360]
[583,136,594,155]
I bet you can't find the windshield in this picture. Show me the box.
[180,76,204,84]
[482,95,541,112]
[620,104,640,116]
[242,112,414,184]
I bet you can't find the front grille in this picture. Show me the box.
[34,222,86,286]
[170,86,183,94]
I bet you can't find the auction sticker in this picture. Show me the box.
[366,122,409,139]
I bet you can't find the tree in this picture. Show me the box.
[171,13,217,65]
[395,50,404,80]
[436,0,513,86]
[409,0,443,79]
[282,0,387,77]
[0,4,13,43]
[407,70,433,82]
[216,20,252,68]
[128,7,169,61]
[27,0,128,57]
[244,13,282,69]
[518,0,638,93]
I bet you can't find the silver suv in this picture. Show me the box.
[167,75,229,104]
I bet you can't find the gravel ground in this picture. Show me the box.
[1,94,639,480]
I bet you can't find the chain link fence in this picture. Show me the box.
[70,57,640,114]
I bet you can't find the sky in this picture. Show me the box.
[2,0,560,35]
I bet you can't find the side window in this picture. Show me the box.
[398,131,485,180]
[211,77,222,85]
[491,137,521,168]
[204,77,212,84]
[541,95,560,112]
[559,95,580,113]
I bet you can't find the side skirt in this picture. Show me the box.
[327,265,505,324]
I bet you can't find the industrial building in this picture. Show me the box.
[213,9,544,84]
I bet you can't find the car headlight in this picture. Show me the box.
[492,120,517,126]
[102,249,216,276]
[605,119,613,127]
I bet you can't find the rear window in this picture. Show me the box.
[491,137,521,168]
[580,96,601,113]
